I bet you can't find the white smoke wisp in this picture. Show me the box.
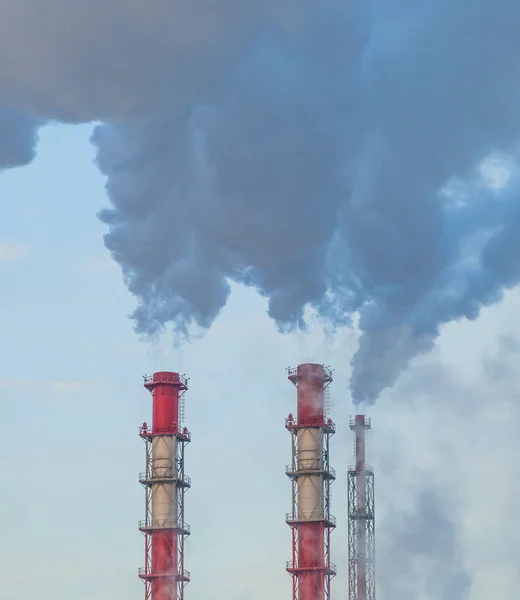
[1,0,520,403]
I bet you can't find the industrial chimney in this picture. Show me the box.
[348,415,375,600]
[286,363,337,600]
[138,371,191,600]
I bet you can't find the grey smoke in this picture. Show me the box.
[379,488,471,600]
[0,108,41,169]
[0,1,274,121]
[2,1,520,403]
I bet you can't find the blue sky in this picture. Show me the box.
[2,123,520,600]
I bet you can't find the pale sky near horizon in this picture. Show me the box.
[2,124,520,600]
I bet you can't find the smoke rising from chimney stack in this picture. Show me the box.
[1,0,520,403]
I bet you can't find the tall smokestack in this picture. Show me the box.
[348,415,375,600]
[286,363,337,600]
[138,371,191,600]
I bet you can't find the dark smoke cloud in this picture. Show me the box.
[2,1,520,402]
[0,107,41,169]
[92,2,367,338]
[0,0,304,121]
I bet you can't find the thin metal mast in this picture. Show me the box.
[348,415,375,600]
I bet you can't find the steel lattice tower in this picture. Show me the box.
[348,415,375,600]
[138,372,191,600]
[286,363,337,600]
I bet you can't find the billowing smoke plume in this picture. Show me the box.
[1,1,520,403]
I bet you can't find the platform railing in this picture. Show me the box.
[139,470,191,486]
[138,520,191,534]
[285,512,337,527]
[285,462,336,478]
[286,560,337,573]
[138,567,190,579]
